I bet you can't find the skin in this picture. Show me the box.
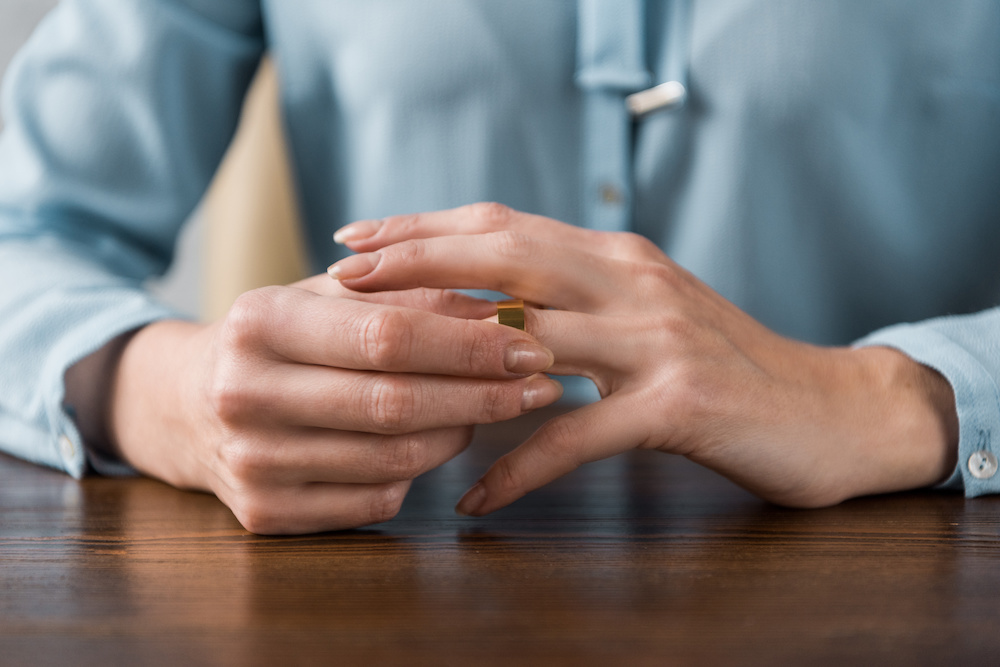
[102,275,563,534]
[328,202,960,517]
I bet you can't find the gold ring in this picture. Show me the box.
[497,299,525,331]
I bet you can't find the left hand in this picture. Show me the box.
[328,203,959,516]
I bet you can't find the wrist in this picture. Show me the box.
[64,329,140,461]
[846,346,958,496]
[107,319,210,488]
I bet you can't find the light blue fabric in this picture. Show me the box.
[1,1,998,495]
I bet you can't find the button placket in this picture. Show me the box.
[575,0,648,233]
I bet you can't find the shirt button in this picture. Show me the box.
[59,434,76,462]
[600,183,623,205]
[968,450,998,479]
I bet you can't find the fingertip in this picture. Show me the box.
[521,375,563,411]
[504,341,555,375]
[327,252,381,281]
[333,219,383,245]
[455,481,488,516]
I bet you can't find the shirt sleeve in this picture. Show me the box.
[0,0,264,477]
[855,309,1000,497]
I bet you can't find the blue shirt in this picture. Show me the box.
[1,0,999,494]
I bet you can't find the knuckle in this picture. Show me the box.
[207,368,249,424]
[228,494,278,535]
[391,238,428,266]
[534,416,584,468]
[415,287,445,313]
[360,308,413,369]
[635,261,675,285]
[479,381,520,423]
[368,375,418,432]
[631,261,682,295]
[655,312,700,344]
[384,212,421,235]
[378,435,430,481]
[487,230,532,260]
[490,454,524,496]
[224,287,280,349]
[207,353,272,426]
[432,288,474,316]
[460,321,497,375]
[368,483,406,524]
[615,232,662,261]
[469,201,513,230]
[658,358,710,422]
[216,437,270,485]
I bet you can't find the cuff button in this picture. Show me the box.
[58,434,76,462]
[968,450,998,479]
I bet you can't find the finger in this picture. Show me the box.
[482,307,632,391]
[328,232,627,312]
[293,274,495,320]
[335,203,668,264]
[224,426,474,486]
[226,479,413,535]
[227,365,564,434]
[368,287,496,320]
[514,307,634,378]
[335,203,601,253]
[454,395,650,516]
[232,287,553,378]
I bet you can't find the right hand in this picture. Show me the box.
[106,275,562,534]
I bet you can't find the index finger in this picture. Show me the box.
[335,203,608,255]
[293,273,496,320]
[327,232,626,313]
[336,203,669,265]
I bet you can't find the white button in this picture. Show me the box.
[968,450,998,479]
[59,434,76,462]
[625,80,687,117]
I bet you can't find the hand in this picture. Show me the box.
[328,203,959,516]
[106,274,562,534]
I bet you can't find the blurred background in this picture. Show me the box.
[1,0,203,317]
[0,0,55,80]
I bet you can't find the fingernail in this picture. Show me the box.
[455,482,487,516]
[503,342,554,375]
[327,253,381,280]
[521,376,563,411]
[333,219,383,244]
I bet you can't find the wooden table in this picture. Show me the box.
[3,407,1000,666]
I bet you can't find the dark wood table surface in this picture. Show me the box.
[3,406,1000,666]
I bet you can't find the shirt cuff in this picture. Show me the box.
[50,305,179,479]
